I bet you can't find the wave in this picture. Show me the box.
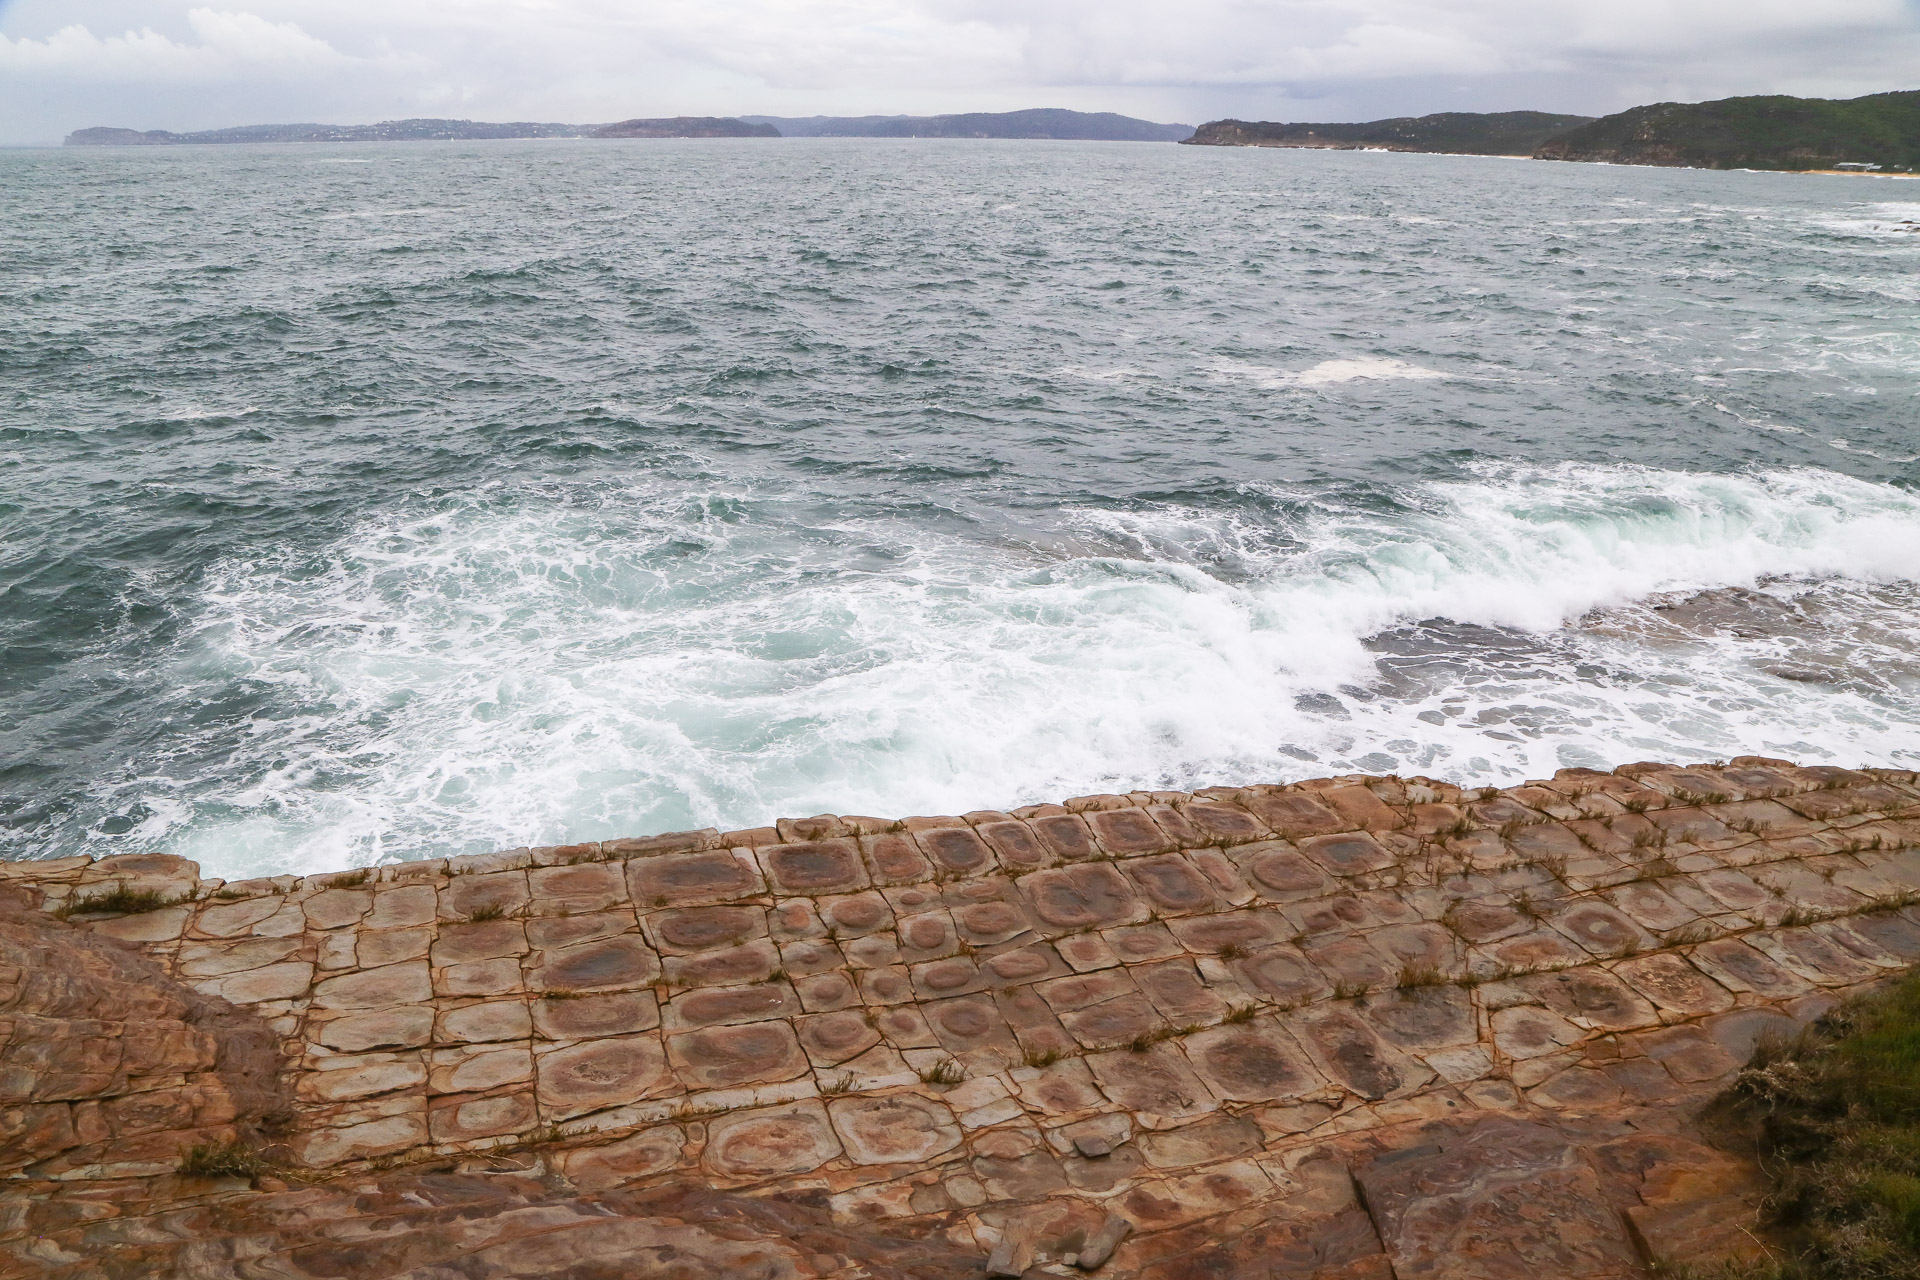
[101,462,1920,880]
[1215,356,1447,389]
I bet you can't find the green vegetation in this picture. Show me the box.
[1537,91,1920,171]
[917,1058,964,1085]
[1703,973,1920,1277]
[1185,110,1593,156]
[54,883,178,919]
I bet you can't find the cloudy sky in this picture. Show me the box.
[2,0,1917,144]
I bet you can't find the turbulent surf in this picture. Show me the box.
[1,139,1916,878]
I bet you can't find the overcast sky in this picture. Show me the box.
[3,0,1917,144]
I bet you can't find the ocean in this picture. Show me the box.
[3,138,1917,881]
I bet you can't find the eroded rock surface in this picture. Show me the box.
[4,757,1919,1276]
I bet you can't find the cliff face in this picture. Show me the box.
[6,758,1920,1277]
[1183,111,1595,156]
[1535,90,1920,170]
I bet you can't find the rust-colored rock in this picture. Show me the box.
[4,760,1919,1278]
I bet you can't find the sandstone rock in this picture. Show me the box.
[704,1100,843,1177]
[1356,1118,1643,1278]
[829,1094,963,1164]
[530,989,658,1041]
[558,1124,687,1190]
[316,1005,437,1052]
[438,998,533,1045]
[535,1036,672,1118]
[10,760,1911,1280]
[312,961,429,1010]
[531,935,659,993]
[667,1022,808,1089]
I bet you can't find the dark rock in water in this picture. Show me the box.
[593,116,781,139]
[1182,111,1594,156]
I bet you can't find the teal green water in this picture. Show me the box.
[3,139,1917,878]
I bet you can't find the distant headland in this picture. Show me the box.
[63,93,1920,171]
[1185,90,1920,172]
[62,108,1193,148]
[63,117,778,146]
[739,108,1192,141]
[1183,111,1593,157]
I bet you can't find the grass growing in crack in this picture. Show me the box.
[55,884,179,920]
[819,1072,859,1096]
[489,1123,583,1154]
[1663,922,1718,947]
[177,1139,266,1178]
[1697,973,1920,1279]
[1331,979,1369,1001]
[1224,1003,1259,1024]
[1023,1046,1064,1069]
[918,1058,963,1086]
[330,868,372,888]
[1395,962,1447,990]
[466,902,507,922]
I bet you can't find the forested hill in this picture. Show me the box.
[1535,91,1920,170]
[1181,111,1594,155]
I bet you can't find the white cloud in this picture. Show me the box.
[0,9,352,78]
[1,0,1917,143]
[186,8,340,62]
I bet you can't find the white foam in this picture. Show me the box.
[1292,358,1445,386]
[1215,357,1447,389]
[112,463,1920,880]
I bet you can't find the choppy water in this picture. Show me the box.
[3,139,1918,880]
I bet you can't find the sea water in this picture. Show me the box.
[2,139,1917,880]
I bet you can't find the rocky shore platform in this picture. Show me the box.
[8,758,1920,1278]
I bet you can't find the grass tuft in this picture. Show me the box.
[1396,962,1447,990]
[55,883,178,920]
[467,902,507,922]
[177,1139,265,1178]
[1700,972,1920,1279]
[918,1058,963,1085]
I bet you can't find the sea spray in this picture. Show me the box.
[3,140,1916,879]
